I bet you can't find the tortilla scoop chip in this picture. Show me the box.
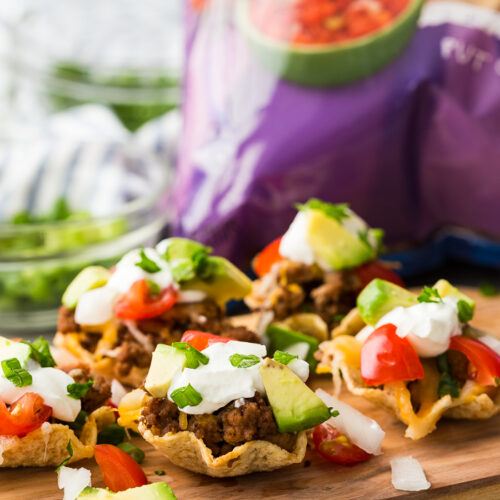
[322,335,500,440]
[139,423,307,477]
[0,406,115,468]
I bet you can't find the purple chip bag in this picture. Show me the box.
[174,0,500,272]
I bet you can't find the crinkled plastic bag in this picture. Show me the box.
[174,0,500,274]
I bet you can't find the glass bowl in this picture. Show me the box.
[0,144,172,334]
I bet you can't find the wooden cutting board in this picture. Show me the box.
[2,289,500,500]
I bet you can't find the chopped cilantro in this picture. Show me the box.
[417,286,443,304]
[135,248,161,273]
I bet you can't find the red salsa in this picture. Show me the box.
[251,0,410,45]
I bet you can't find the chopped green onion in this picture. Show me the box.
[479,282,499,297]
[329,407,340,418]
[229,353,261,369]
[117,442,145,463]
[417,286,443,304]
[154,470,165,476]
[172,342,209,369]
[22,336,56,368]
[170,384,202,408]
[296,199,349,223]
[457,300,473,324]
[357,229,372,249]
[67,379,93,399]
[68,410,88,431]
[1,358,32,387]
[332,313,346,323]
[437,372,460,398]
[56,441,73,472]
[135,248,161,273]
[273,351,298,366]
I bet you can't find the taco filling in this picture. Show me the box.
[318,279,500,439]
[55,238,257,385]
[0,335,114,467]
[246,199,402,367]
[119,333,333,476]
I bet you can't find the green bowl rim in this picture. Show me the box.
[237,0,424,55]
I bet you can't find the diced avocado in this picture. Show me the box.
[305,209,376,270]
[433,279,475,314]
[145,344,187,398]
[114,483,177,500]
[259,358,330,433]
[182,256,252,306]
[159,237,209,261]
[357,278,418,326]
[62,266,111,309]
[0,336,31,367]
[78,483,177,500]
[77,487,115,498]
[266,324,319,369]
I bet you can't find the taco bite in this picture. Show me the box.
[318,279,500,439]
[0,336,115,467]
[118,332,332,477]
[246,199,403,369]
[54,238,258,387]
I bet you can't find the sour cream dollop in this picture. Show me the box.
[0,346,81,422]
[75,247,177,326]
[167,341,310,415]
[279,208,374,270]
[375,298,461,357]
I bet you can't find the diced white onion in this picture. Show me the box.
[111,379,128,407]
[391,456,431,491]
[316,389,385,455]
[58,466,92,500]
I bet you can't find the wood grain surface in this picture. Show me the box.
[2,289,500,500]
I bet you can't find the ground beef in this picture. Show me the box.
[141,397,180,434]
[248,259,362,330]
[141,394,297,457]
[68,368,111,414]
[281,261,323,284]
[115,338,152,378]
[218,324,260,344]
[219,394,278,444]
[270,284,306,319]
[57,306,80,333]
[447,350,470,385]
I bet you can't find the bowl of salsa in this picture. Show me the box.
[237,0,424,86]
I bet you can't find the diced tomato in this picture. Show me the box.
[253,236,284,277]
[361,323,424,386]
[355,261,404,290]
[0,393,52,437]
[449,336,500,387]
[313,423,371,464]
[115,280,177,321]
[180,331,234,351]
[94,444,148,492]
